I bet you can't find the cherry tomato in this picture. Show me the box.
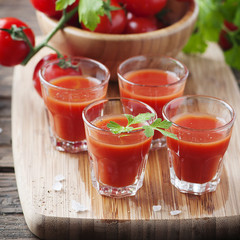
[122,0,167,17]
[218,20,238,51]
[43,58,82,81]
[224,20,238,31]
[30,0,60,17]
[33,53,59,97]
[82,0,126,34]
[30,0,79,22]
[0,17,35,67]
[33,55,83,97]
[124,12,158,34]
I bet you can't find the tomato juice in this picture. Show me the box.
[167,114,231,184]
[119,69,185,139]
[86,115,152,188]
[43,75,107,142]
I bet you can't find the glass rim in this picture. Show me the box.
[162,95,236,132]
[117,55,189,88]
[82,97,157,134]
[39,56,110,92]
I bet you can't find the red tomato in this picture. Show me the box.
[122,0,167,17]
[30,0,79,22]
[33,54,83,97]
[224,20,238,31]
[82,0,126,34]
[30,0,60,17]
[218,20,238,51]
[42,58,82,81]
[33,53,59,97]
[218,30,232,51]
[0,17,35,67]
[124,12,158,34]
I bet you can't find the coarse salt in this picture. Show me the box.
[54,174,65,182]
[170,210,182,216]
[71,200,88,212]
[153,205,162,212]
[52,181,63,191]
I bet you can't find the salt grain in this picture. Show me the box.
[153,205,162,212]
[170,210,182,216]
[54,174,65,182]
[52,181,63,191]
[71,200,88,212]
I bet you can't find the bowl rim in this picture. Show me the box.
[37,0,199,41]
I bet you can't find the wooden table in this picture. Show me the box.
[1,1,240,239]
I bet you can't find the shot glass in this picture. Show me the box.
[82,98,157,198]
[40,57,110,153]
[118,55,188,149]
[162,95,235,195]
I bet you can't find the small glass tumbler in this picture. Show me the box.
[162,95,235,195]
[118,55,188,149]
[82,98,157,198]
[40,57,110,153]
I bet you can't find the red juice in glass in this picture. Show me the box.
[45,75,105,142]
[40,57,110,153]
[83,98,156,198]
[89,115,152,188]
[118,56,188,149]
[163,95,235,195]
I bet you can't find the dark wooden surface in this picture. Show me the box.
[0,1,240,239]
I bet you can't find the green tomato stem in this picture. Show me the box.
[21,6,78,66]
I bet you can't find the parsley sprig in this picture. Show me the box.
[107,113,178,140]
[183,0,240,70]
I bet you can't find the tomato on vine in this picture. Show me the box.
[33,54,83,97]
[0,17,35,67]
[33,53,60,97]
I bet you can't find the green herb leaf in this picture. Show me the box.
[126,113,155,125]
[56,0,76,11]
[142,125,155,138]
[150,118,172,129]
[183,0,240,70]
[124,114,134,125]
[107,121,134,134]
[224,43,240,70]
[78,0,104,31]
[107,113,178,140]
[157,129,178,140]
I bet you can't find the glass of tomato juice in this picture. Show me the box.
[162,95,235,195]
[82,98,157,197]
[39,57,110,153]
[118,55,188,149]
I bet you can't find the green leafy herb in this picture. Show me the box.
[107,113,178,140]
[183,0,240,70]
[56,0,76,11]
[78,0,105,31]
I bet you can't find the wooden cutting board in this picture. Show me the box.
[12,44,240,240]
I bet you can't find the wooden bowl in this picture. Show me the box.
[36,0,198,80]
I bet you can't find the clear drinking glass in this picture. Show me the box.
[118,55,188,149]
[162,95,235,195]
[82,98,157,198]
[40,57,110,153]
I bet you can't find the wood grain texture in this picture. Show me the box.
[12,44,240,240]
